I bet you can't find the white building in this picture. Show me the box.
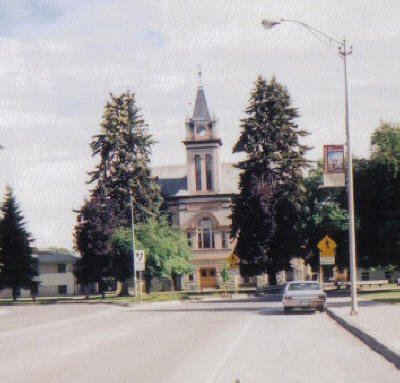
[0,251,78,299]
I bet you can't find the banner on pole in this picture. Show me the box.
[323,145,345,187]
[135,250,145,271]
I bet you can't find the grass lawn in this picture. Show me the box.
[360,289,400,305]
[0,288,256,306]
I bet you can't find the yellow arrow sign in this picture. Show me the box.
[317,235,337,253]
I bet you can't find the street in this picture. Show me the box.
[0,297,398,383]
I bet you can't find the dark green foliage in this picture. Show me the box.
[353,122,400,269]
[0,187,37,301]
[302,165,348,271]
[88,91,162,226]
[354,123,400,269]
[231,76,310,283]
[111,229,134,284]
[73,196,118,295]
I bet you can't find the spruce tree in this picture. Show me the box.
[0,187,37,301]
[73,195,117,297]
[74,91,162,296]
[231,76,310,284]
[88,91,162,225]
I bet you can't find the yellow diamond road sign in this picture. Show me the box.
[317,235,337,257]
[227,252,240,267]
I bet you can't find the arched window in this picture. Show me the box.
[195,154,202,191]
[197,218,215,249]
[205,154,213,191]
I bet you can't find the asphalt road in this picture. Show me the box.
[0,297,398,383]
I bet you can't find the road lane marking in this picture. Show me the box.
[206,315,253,383]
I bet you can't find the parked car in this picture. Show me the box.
[282,281,327,312]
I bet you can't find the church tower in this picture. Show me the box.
[184,72,222,194]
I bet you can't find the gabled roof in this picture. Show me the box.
[153,163,240,197]
[193,86,211,121]
[33,252,78,264]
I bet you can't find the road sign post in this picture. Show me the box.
[318,235,337,282]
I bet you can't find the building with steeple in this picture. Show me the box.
[153,74,240,289]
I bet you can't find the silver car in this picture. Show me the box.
[282,281,327,312]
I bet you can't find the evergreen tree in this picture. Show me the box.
[231,76,310,284]
[88,91,162,225]
[0,187,37,301]
[74,91,163,296]
[73,195,117,297]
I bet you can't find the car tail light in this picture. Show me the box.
[284,296,292,301]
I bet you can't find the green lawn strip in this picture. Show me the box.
[0,288,256,306]
[359,289,400,305]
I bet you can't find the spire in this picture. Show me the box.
[193,69,211,121]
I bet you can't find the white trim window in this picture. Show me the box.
[197,218,215,249]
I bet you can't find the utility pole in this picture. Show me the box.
[129,187,137,295]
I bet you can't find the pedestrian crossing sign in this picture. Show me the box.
[227,252,240,268]
[317,235,337,257]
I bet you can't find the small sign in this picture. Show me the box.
[135,250,145,271]
[320,256,335,265]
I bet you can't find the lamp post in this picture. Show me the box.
[262,18,358,314]
[129,186,137,295]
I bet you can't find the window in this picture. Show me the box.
[221,231,228,249]
[201,269,207,277]
[195,154,202,191]
[188,274,194,282]
[57,264,67,273]
[58,285,67,294]
[197,218,215,249]
[205,154,213,191]
[361,271,370,281]
[187,232,192,248]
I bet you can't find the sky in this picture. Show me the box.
[0,0,399,250]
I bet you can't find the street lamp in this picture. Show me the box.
[129,185,137,295]
[262,18,358,314]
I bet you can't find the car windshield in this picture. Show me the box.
[288,283,320,291]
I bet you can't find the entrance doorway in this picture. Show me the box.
[200,267,218,289]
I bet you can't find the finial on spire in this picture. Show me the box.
[197,65,202,86]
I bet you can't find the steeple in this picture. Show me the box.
[192,68,211,121]
[184,72,222,194]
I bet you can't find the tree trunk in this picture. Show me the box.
[12,286,18,302]
[145,275,152,294]
[98,281,106,299]
[268,269,277,286]
[84,284,89,299]
[118,280,130,296]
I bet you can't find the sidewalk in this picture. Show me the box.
[327,296,400,368]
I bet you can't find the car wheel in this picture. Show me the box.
[318,306,326,313]
[284,307,292,313]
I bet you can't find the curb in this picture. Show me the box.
[327,308,400,369]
